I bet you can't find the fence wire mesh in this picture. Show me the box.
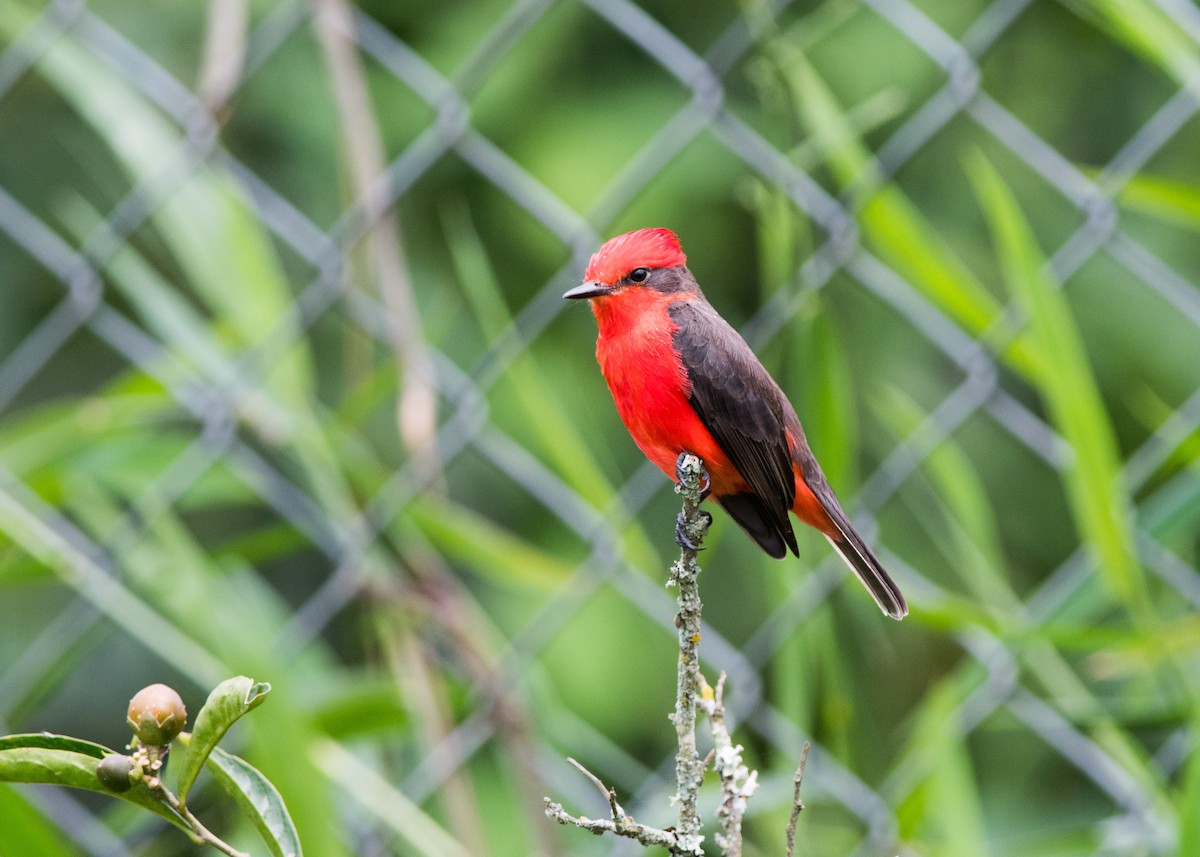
[2,0,1200,855]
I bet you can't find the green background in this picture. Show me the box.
[2,0,1200,854]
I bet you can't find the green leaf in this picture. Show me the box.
[0,746,108,790]
[967,151,1152,623]
[206,746,302,857]
[0,742,188,831]
[176,676,271,806]
[0,733,110,758]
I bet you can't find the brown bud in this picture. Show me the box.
[126,683,187,746]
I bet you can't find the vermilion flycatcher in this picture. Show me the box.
[565,227,907,619]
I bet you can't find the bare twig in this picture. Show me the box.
[697,672,759,857]
[785,742,812,857]
[138,744,248,857]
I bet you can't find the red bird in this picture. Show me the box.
[565,227,906,619]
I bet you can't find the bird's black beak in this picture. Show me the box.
[563,281,609,300]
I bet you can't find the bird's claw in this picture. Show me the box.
[675,513,703,551]
[675,510,713,552]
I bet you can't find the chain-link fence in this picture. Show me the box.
[2,0,1200,854]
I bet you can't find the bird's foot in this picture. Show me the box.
[674,452,711,499]
[675,510,713,552]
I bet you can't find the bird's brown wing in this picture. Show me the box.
[668,298,907,618]
[668,299,799,558]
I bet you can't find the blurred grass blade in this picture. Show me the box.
[313,738,473,857]
[58,196,291,422]
[5,4,360,533]
[745,175,856,484]
[749,180,805,301]
[967,151,1151,622]
[176,676,271,806]
[781,50,1042,381]
[902,679,989,854]
[406,495,573,588]
[0,475,227,685]
[310,675,408,739]
[1179,708,1200,855]
[1073,0,1200,87]
[206,746,302,857]
[789,296,855,491]
[0,783,81,857]
[442,201,613,507]
[875,385,1021,614]
[1019,637,1176,821]
[750,186,859,722]
[441,202,660,568]
[1116,173,1200,233]
[7,6,308,395]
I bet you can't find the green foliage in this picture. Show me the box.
[967,152,1150,620]
[0,783,82,857]
[205,747,303,857]
[177,677,272,806]
[0,678,300,857]
[0,735,187,828]
[777,45,1043,381]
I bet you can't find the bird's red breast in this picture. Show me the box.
[589,287,749,498]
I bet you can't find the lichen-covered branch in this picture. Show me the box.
[544,758,680,850]
[668,452,712,854]
[545,453,815,854]
[697,672,759,857]
[544,453,712,855]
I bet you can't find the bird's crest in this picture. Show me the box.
[584,228,687,284]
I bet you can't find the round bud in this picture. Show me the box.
[126,683,187,746]
[97,754,139,792]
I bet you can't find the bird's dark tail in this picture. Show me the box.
[823,528,907,620]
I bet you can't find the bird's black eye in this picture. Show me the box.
[628,268,649,283]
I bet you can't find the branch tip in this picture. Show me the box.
[785,742,812,857]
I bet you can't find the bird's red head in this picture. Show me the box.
[582,227,687,285]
